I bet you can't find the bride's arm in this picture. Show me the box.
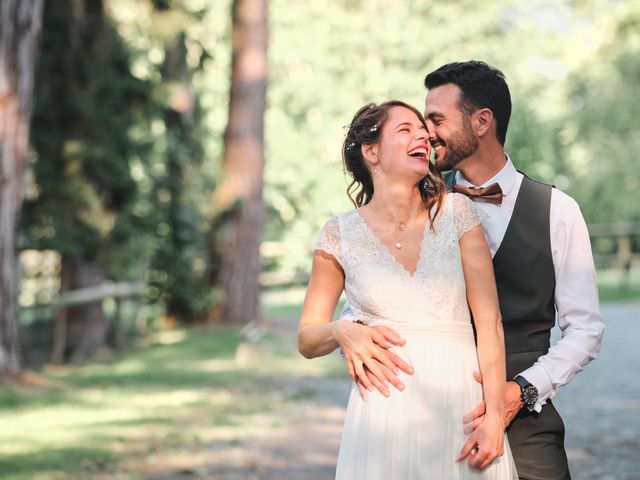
[297,250,346,358]
[457,224,506,470]
[298,251,405,391]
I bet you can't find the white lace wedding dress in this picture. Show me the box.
[314,193,518,479]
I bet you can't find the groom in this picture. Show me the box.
[341,61,604,479]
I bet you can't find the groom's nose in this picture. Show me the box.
[425,120,436,137]
[430,129,437,141]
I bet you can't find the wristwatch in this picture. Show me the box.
[513,375,539,408]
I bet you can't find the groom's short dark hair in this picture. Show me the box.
[424,61,511,146]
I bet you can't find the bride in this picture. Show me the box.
[297,101,517,478]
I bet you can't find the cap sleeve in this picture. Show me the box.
[451,193,486,238]
[313,216,343,265]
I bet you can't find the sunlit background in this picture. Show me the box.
[1,0,638,478]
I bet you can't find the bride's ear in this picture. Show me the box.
[362,143,379,167]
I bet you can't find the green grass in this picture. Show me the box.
[263,286,306,322]
[0,309,346,480]
[263,286,347,323]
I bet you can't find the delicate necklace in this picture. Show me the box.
[368,205,423,249]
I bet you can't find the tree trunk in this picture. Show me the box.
[56,256,106,362]
[0,0,44,376]
[214,0,268,326]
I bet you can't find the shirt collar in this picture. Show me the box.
[454,154,518,197]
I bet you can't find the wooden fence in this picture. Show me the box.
[49,282,145,363]
[18,250,147,362]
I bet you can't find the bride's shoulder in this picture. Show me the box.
[445,190,471,202]
[314,212,357,261]
[318,210,354,233]
[322,210,357,224]
[445,191,474,211]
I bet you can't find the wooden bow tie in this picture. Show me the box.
[452,182,503,205]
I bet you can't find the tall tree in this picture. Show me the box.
[214,0,268,326]
[0,0,43,375]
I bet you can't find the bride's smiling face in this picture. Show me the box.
[364,106,431,183]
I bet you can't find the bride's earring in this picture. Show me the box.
[372,166,378,175]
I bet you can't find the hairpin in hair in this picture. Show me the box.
[369,125,378,133]
[346,142,356,151]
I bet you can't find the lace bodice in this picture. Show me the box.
[314,193,483,328]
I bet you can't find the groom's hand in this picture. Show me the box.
[355,325,413,399]
[503,381,525,424]
[463,372,524,433]
[335,321,413,399]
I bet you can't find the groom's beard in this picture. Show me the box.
[435,118,478,172]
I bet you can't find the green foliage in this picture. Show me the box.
[24,3,150,270]
[108,0,224,320]
[562,1,640,222]
[23,0,218,322]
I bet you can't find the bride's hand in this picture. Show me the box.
[457,412,505,470]
[333,320,413,399]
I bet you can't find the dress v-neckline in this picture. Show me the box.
[354,209,432,278]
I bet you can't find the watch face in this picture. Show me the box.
[522,385,538,406]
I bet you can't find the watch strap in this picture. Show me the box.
[513,375,530,389]
[513,375,538,407]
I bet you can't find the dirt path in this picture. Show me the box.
[175,377,350,480]
[248,380,348,480]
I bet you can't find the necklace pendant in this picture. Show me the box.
[395,242,402,249]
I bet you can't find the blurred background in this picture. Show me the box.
[0,0,638,478]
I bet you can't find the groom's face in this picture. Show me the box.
[424,84,478,172]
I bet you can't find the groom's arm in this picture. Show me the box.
[513,190,604,413]
[465,191,605,430]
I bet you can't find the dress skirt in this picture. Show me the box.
[335,322,518,479]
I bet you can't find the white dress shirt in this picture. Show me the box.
[455,156,605,412]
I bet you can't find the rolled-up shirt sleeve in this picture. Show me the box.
[518,189,605,412]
